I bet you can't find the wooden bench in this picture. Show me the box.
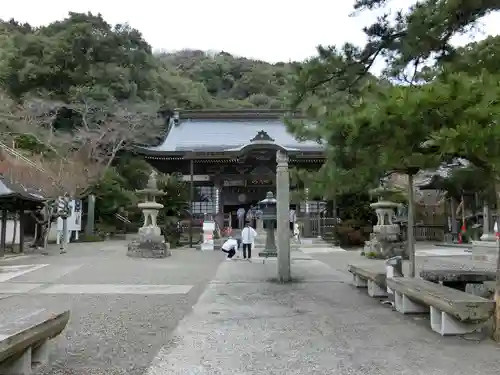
[347,264,387,298]
[387,277,494,336]
[0,309,70,375]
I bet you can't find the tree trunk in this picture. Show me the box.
[407,173,416,278]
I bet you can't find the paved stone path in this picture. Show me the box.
[1,241,499,374]
[145,255,500,375]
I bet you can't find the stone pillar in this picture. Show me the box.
[480,203,496,241]
[276,150,291,282]
[85,194,95,236]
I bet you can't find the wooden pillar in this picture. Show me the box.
[18,206,24,253]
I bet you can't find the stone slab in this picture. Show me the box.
[420,269,496,283]
[0,308,70,363]
[387,277,494,322]
[347,264,386,287]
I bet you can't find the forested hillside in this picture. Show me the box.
[0,12,296,234]
[158,50,295,109]
[0,13,294,110]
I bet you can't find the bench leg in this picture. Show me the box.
[367,280,387,298]
[353,274,367,288]
[394,292,428,314]
[430,306,484,336]
[0,347,32,375]
[32,339,52,367]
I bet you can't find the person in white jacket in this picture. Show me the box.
[241,222,257,261]
[221,237,241,261]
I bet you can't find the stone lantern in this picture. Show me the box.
[258,191,277,257]
[364,186,406,259]
[127,170,171,258]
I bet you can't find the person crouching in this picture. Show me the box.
[221,237,241,261]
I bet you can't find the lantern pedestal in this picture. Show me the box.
[127,171,171,258]
[259,222,277,257]
[257,191,278,258]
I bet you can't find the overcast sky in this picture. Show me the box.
[1,1,499,63]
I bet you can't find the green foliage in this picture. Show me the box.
[13,134,51,154]
[115,157,151,191]
[354,0,499,77]
[156,174,190,247]
[0,13,157,101]
[287,0,500,237]
[437,166,494,203]
[157,174,190,217]
[0,12,297,234]
[92,168,138,226]
[0,13,292,109]
[159,50,292,108]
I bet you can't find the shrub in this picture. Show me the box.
[334,223,368,247]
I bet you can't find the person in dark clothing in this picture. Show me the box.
[30,208,48,249]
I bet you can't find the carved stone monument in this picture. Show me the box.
[127,170,171,258]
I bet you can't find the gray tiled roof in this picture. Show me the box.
[0,177,45,202]
[143,118,323,153]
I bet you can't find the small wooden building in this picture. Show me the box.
[0,176,45,255]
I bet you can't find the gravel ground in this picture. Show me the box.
[0,241,224,375]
